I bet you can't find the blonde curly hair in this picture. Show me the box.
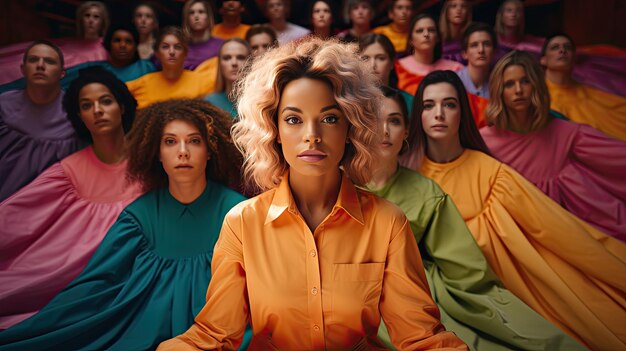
[232,37,382,192]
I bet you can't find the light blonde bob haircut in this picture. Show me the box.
[494,0,524,39]
[439,0,472,42]
[486,50,551,132]
[76,1,109,39]
[232,37,382,192]
[182,0,215,41]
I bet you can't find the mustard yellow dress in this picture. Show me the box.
[420,149,626,351]
[126,70,215,109]
[546,79,626,141]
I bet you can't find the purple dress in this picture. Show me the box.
[0,90,80,201]
[480,119,626,242]
[184,38,224,70]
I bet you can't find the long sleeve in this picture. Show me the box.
[157,216,249,351]
[380,217,468,350]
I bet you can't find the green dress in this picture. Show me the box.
[368,167,585,351]
[0,181,250,351]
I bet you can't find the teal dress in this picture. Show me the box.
[369,167,585,351]
[205,92,236,118]
[0,181,251,351]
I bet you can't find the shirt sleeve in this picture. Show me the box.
[157,215,250,351]
[380,216,468,350]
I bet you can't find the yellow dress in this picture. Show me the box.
[372,24,408,53]
[546,79,626,141]
[212,23,251,40]
[420,149,626,351]
[126,70,215,109]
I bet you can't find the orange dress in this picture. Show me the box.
[158,172,468,350]
[420,149,626,350]
[126,70,215,109]
[372,24,408,53]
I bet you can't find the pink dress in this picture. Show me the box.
[480,119,626,242]
[0,146,142,329]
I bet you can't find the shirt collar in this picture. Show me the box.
[163,181,212,218]
[264,170,364,226]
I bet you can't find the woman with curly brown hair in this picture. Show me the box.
[158,37,467,350]
[0,99,249,350]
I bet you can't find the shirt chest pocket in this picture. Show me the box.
[331,262,386,323]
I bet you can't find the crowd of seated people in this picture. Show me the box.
[1,1,624,350]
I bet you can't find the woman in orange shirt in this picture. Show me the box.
[158,38,467,350]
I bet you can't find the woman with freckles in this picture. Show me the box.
[406,70,626,351]
[158,38,467,350]
[0,99,248,350]
[367,86,586,350]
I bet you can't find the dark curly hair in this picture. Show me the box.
[126,99,243,193]
[63,66,137,143]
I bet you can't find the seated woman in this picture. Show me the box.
[337,0,374,43]
[358,33,413,112]
[133,2,160,59]
[481,50,626,242]
[0,67,142,330]
[369,85,586,351]
[205,39,251,118]
[0,1,110,86]
[182,0,224,70]
[245,24,278,58]
[541,32,626,142]
[494,0,626,98]
[0,99,248,350]
[126,26,215,109]
[407,70,626,350]
[438,0,471,63]
[395,14,463,96]
[158,38,468,350]
[309,0,336,39]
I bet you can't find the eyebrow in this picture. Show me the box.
[162,132,202,136]
[281,104,340,114]
[422,97,459,102]
[387,112,403,117]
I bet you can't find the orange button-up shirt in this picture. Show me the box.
[158,173,467,350]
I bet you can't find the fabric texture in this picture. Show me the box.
[184,37,224,70]
[205,91,236,118]
[546,79,626,141]
[420,149,626,350]
[368,167,586,351]
[0,90,80,201]
[158,172,468,350]
[212,23,251,40]
[372,24,408,54]
[272,22,311,45]
[126,70,215,109]
[395,56,464,96]
[0,182,247,350]
[480,119,626,241]
[0,146,142,329]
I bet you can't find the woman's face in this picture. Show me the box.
[249,33,273,57]
[82,6,103,39]
[188,2,210,33]
[109,30,136,66]
[411,17,437,54]
[78,83,123,138]
[447,0,469,26]
[220,41,249,86]
[502,64,532,115]
[277,78,349,179]
[134,5,157,36]
[361,42,393,85]
[421,82,461,146]
[156,34,186,69]
[502,2,522,29]
[160,119,208,187]
[379,96,408,161]
[312,1,332,30]
[349,3,372,27]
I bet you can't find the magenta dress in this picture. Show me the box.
[0,38,108,85]
[0,90,80,201]
[480,119,626,242]
[0,146,143,329]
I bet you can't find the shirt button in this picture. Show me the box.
[309,250,316,257]
[311,287,318,295]
[313,325,320,331]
